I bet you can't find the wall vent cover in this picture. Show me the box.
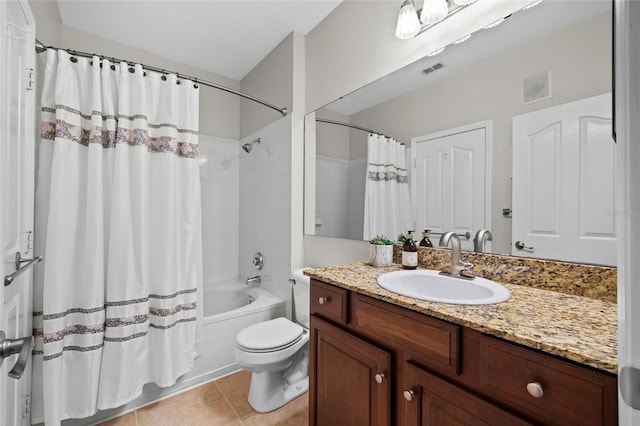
[422,62,445,75]
[522,71,552,105]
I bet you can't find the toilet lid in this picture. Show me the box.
[237,317,304,351]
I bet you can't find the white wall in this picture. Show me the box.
[315,108,351,160]
[199,135,240,284]
[239,116,293,315]
[346,157,366,240]
[315,156,350,237]
[240,33,293,139]
[315,156,366,240]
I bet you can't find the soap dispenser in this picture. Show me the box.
[402,231,418,270]
[419,230,433,247]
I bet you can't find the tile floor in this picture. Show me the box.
[99,370,308,426]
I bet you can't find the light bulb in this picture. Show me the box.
[452,34,471,44]
[420,0,449,25]
[523,0,542,10]
[395,0,421,40]
[427,46,445,57]
[483,17,505,30]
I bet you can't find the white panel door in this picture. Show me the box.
[512,93,616,265]
[0,1,36,425]
[412,123,490,251]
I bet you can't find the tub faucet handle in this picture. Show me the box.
[246,275,261,286]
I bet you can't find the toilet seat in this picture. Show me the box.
[236,317,304,353]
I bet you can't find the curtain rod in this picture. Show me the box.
[315,118,388,138]
[315,118,403,144]
[35,41,288,117]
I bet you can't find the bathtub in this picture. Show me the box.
[191,281,286,380]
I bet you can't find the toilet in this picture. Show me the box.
[234,268,310,413]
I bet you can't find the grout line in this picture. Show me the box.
[216,380,244,424]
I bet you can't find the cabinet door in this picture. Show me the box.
[403,362,531,426]
[310,315,391,426]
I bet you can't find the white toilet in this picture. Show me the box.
[234,268,310,413]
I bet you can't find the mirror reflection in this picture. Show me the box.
[305,0,615,265]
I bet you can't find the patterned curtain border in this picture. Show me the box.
[41,106,199,159]
[32,288,197,359]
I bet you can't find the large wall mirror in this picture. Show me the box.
[304,0,615,266]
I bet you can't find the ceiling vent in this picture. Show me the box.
[422,62,445,75]
[522,71,552,105]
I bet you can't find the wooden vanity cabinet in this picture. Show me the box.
[309,279,618,426]
[403,362,532,426]
[310,315,391,426]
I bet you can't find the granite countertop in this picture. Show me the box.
[305,262,617,375]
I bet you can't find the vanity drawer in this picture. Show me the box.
[310,280,348,324]
[353,294,460,375]
[479,336,617,426]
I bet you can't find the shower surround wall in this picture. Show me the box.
[199,135,240,284]
[239,116,293,315]
[315,156,366,240]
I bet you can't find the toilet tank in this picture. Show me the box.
[291,268,310,328]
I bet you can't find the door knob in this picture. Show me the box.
[318,297,329,305]
[514,241,534,251]
[0,331,33,379]
[374,373,385,384]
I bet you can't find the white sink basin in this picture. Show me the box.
[377,269,510,305]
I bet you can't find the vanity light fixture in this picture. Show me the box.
[523,0,542,10]
[420,0,449,25]
[452,33,471,44]
[426,46,445,57]
[483,14,512,30]
[395,0,421,39]
[395,0,469,40]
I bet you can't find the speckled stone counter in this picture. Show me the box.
[305,262,617,375]
[392,246,617,302]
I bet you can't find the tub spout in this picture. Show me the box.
[246,275,261,286]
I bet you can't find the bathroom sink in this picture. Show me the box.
[377,270,510,305]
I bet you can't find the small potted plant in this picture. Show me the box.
[369,235,395,267]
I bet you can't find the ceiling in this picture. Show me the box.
[56,0,343,81]
[325,0,611,115]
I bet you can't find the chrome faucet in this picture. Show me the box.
[439,232,475,279]
[246,275,261,286]
[473,229,493,253]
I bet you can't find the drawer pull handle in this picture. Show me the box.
[526,382,544,398]
[374,373,385,384]
[318,297,329,305]
[403,390,415,402]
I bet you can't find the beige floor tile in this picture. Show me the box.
[241,393,308,426]
[102,371,309,426]
[136,382,238,426]
[216,370,254,418]
[98,411,137,426]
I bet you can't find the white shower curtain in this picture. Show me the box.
[32,49,202,425]
[363,134,411,241]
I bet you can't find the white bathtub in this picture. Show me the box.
[192,281,286,379]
